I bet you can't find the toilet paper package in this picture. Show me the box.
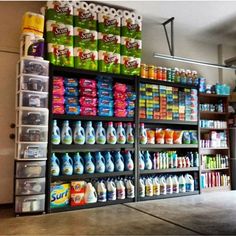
[121,37,142,58]
[98,50,120,74]
[74,48,98,71]
[121,56,140,76]
[98,13,121,35]
[98,33,120,53]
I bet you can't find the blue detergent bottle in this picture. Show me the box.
[95,122,106,144]
[124,151,134,171]
[61,120,72,145]
[144,151,153,170]
[73,152,84,175]
[51,153,60,176]
[73,121,85,145]
[85,121,95,145]
[52,120,60,145]
[104,151,114,173]
[95,152,105,173]
[139,151,145,170]
[84,152,95,174]
[61,153,73,175]
[114,151,124,172]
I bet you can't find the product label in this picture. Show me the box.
[51,184,70,208]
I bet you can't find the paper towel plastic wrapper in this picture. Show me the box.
[121,37,142,58]
[48,43,74,67]
[46,20,73,46]
[121,56,141,76]
[98,50,120,74]
[74,48,98,71]
[46,1,73,25]
[74,3,97,30]
[74,28,97,51]
[109,8,117,16]
[98,13,121,35]
[96,5,103,13]
[102,6,110,14]
[117,9,123,17]
[98,33,120,54]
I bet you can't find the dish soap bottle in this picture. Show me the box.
[107,122,117,144]
[61,120,72,145]
[139,123,147,144]
[95,122,106,144]
[116,122,126,144]
[73,121,85,145]
[126,122,134,144]
[52,120,60,145]
[85,121,95,145]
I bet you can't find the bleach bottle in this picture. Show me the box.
[61,153,73,175]
[97,180,107,202]
[126,122,134,144]
[52,120,60,145]
[145,177,153,197]
[116,179,126,199]
[107,179,116,201]
[124,151,134,171]
[107,122,117,144]
[116,122,126,144]
[95,122,106,144]
[166,176,173,194]
[126,179,135,199]
[51,153,60,176]
[85,121,95,144]
[114,151,124,172]
[61,120,72,145]
[144,151,153,170]
[172,175,179,193]
[160,176,167,195]
[185,174,194,192]
[139,151,145,170]
[84,183,97,204]
[95,152,105,173]
[84,152,95,174]
[73,121,85,145]
[139,123,147,144]
[179,175,186,193]
[139,178,145,197]
[104,151,114,173]
[152,177,160,196]
[73,152,84,175]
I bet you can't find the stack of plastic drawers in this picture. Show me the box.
[15,58,49,215]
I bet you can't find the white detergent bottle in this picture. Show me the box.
[107,179,117,201]
[160,176,167,195]
[145,177,153,197]
[61,120,72,145]
[116,179,126,199]
[73,121,85,145]
[126,122,134,144]
[179,175,186,193]
[97,181,107,202]
[116,122,126,144]
[139,178,145,198]
[126,179,135,199]
[52,120,60,144]
[152,176,160,196]
[172,175,179,194]
[95,122,106,144]
[139,123,147,144]
[84,183,97,204]
[107,122,117,144]
[185,174,194,192]
[85,121,95,144]
[166,176,173,194]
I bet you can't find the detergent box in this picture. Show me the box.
[98,51,120,74]
[74,28,97,50]
[50,183,70,208]
[98,13,120,35]
[70,181,86,207]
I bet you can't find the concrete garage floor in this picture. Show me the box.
[0,191,236,235]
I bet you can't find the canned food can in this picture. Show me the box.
[141,63,149,78]
[148,65,155,79]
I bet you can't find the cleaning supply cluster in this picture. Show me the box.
[139,123,198,145]
[52,120,134,145]
[201,172,230,189]
[50,177,135,208]
[139,173,196,197]
[200,120,227,129]
[200,102,224,112]
[201,154,229,170]
[139,83,198,121]
[51,151,134,176]
[139,151,199,170]
[200,131,227,148]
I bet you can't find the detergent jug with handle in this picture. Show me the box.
[107,122,117,144]
[126,122,134,144]
[104,151,114,173]
[51,153,60,176]
[116,122,126,144]
[144,151,153,170]
[95,152,105,173]
[85,121,95,144]
[145,177,153,197]
[124,151,134,171]
[61,153,73,175]
[73,121,85,145]
[179,175,186,193]
[152,176,160,196]
[97,180,107,202]
[185,174,194,192]
[139,151,145,170]
[84,183,97,204]
[84,152,95,174]
[166,176,173,194]
[107,179,116,201]
[116,179,126,199]
[160,176,167,195]
[139,123,147,144]
[114,151,124,172]
[95,122,106,144]
[73,152,84,175]
[139,178,145,197]
[61,120,72,145]
[172,175,179,193]
[52,120,60,144]
[126,179,135,198]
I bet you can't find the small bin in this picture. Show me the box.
[18,126,48,142]
[15,194,45,213]
[15,161,46,178]
[17,91,48,108]
[16,143,47,160]
[18,58,49,76]
[15,178,45,195]
[17,74,49,92]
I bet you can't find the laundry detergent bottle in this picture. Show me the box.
[114,151,124,172]
[95,152,105,173]
[144,151,153,170]
[152,177,160,196]
[116,179,126,199]
[126,122,134,144]
[95,122,106,144]
[126,179,135,199]
[124,151,134,171]
[179,175,186,193]
[139,178,145,197]
[73,121,85,145]
[145,177,153,197]
[61,153,73,175]
[107,122,117,144]
[85,121,95,144]
[104,151,114,173]
[172,175,179,194]
[97,181,107,202]
[61,120,72,145]
[52,120,60,145]
[166,176,173,194]
[84,152,95,174]
[51,153,60,176]
[84,183,97,204]
[107,179,116,201]
[139,123,147,144]
[73,152,84,175]
[139,151,145,170]
[160,176,167,195]
[116,122,126,144]
[185,174,194,192]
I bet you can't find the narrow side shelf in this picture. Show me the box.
[201,167,229,172]
[140,167,199,175]
[140,119,198,126]
[140,144,199,149]
[201,186,230,193]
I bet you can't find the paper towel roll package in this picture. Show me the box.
[121,56,141,76]
[121,37,142,58]
[98,13,121,35]
[98,33,120,54]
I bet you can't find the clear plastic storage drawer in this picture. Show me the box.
[15,178,45,195]
[15,194,45,213]
[18,58,49,76]
[18,126,48,142]
[15,161,46,178]
[16,143,47,160]
[17,91,48,108]
[18,75,49,92]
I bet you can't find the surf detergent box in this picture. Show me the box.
[50,183,70,208]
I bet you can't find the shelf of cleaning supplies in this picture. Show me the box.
[201,185,230,193]
[51,144,134,152]
[200,127,228,131]
[200,111,228,116]
[139,119,198,126]
[201,167,229,172]
[140,144,198,149]
[139,191,200,201]
[52,115,134,122]
[51,171,134,182]
[140,167,199,175]
[199,93,228,98]
[50,198,134,213]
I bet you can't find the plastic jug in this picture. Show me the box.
[107,122,117,144]
[172,175,179,193]
[114,151,125,172]
[73,152,84,175]
[84,152,95,174]
[61,120,72,145]
[139,178,145,197]
[61,153,73,175]
[124,151,134,171]
[95,152,105,173]
[126,179,135,198]
[160,176,167,195]
[73,121,85,145]
[166,176,173,194]
[179,175,186,193]
[104,152,114,173]
[84,183,97,204]
[95,122,106,144]
[139,151,145,170]
[107,179,116,201]
[116,179,126,199]
[145,177,153,197]
[144,151,153,170]
[97,181,107,202]
[85,121,95,144]
[126,122,134,144]
[52,120,60,145]
[116,122,126,144]
[185,174,194,192]
[51,153,60,176]
[139,123,147,144]
[152,177,160,196]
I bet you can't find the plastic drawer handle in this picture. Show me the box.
[26,128,41,133]
[23,198,38,202]
[24,163,41,167]
[27,112,41,116]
